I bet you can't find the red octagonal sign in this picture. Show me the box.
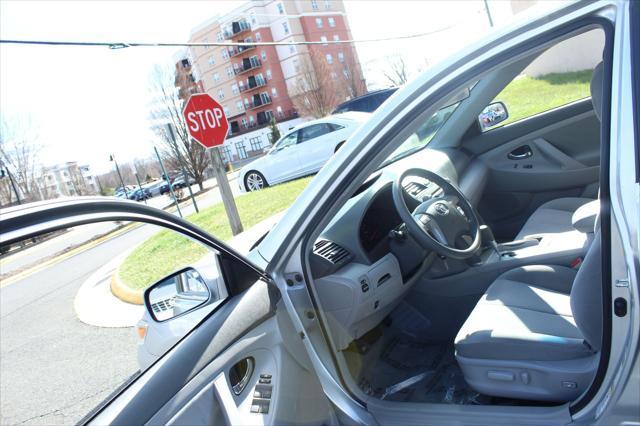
[183,93,229,149]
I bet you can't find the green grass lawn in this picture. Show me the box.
[119,176,313,291]
[493,69,593,126]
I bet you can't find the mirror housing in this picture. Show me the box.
[144,267,210,322]
[478,101,508,131]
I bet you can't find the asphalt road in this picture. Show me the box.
[0,224,158,425]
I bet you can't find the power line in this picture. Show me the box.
[0,24,458,50]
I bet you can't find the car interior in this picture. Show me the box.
[308,27,607,407]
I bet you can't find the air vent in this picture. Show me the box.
[313,240,351,264]
[403,181,425,197]
[151,297,175,314]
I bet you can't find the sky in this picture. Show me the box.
[0,0,548,175]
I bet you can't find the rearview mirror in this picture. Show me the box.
[144,268,210,321]
[478,101,508,131]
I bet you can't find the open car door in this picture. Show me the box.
[0,199,330,425]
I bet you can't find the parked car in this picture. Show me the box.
[114,185,135,199]
[1,2,637,425]
[130,187,151,201]
[171,175,196,189]
[332,88,398,114]
[237,111,370,191]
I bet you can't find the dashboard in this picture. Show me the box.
[309,147,484,349]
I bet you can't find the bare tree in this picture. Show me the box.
[149,65,209,191]
[382,55,409,87]
[291,50,348,118]
[341,46,367,99]
[67,164,90,196]
[0,116,43,203]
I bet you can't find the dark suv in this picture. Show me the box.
[332,88,398,114]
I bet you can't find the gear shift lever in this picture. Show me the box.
[480,224,500,258]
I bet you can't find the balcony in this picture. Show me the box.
[247,95,272,110]
[223,20,251,40]
[229,110,299,137]
[228,45,255,58]
[238,79,267,93]
[234,59,261,75]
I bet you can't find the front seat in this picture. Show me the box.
[515,62,603,241]
[454,233,602,402]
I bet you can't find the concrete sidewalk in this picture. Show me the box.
[73,211,283,328]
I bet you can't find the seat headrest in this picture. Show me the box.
[590,62,604,121]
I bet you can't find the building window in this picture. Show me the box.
[232,84,239,95]
[271,87,277,97]
[226,67,234,77]
[333,34,340,41]
[202,38,209,50]
[223,106,231,116]
[315,17,323,28]
[220,145,232,162]
[249,136,262,151]
[256,73,266,85]
[250,11,257,26]
[277,2,284,14]
[236,100,244,111]
[207,55,215,66]
[216,32,224,42]
[249,115,255,124]
[213,72,220,82]
[222,49,229,60]
[324,0,331,9]
[282,22,290,35]
[255,32,262,41]
[326,54,333,64]
[260,92,271,103]
[330,71,337,80]
[266,69,272,79]
[236,142,248,159]
[311,0,318,10]
[241,117,248,128]
[328,17,336,27]
[218,89,225,100]
[289,44,296,54]
[320,36,328,46]
[293,59,300,72]
[276,106,284,118]
[343,67,350,78]
[261,51,267,61]
[338,51,344,63]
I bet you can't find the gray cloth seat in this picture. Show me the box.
[515,61,603,242]
[455,234,602,402]
[516,197,597,240]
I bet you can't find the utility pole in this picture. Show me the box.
[209,147,242,235]
[483,0,494,27]
[109,154,128,199]
[154,145,182,218]
[165,123,199,213]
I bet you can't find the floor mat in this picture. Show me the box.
[360,335,489,404]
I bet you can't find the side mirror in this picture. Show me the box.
[144,267,210,322]
[478,101,509,131]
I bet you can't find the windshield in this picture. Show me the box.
[381,101,460,167]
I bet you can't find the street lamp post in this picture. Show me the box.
[109,154,128,199]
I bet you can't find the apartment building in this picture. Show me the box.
[187,0,364,162]
[43,162,98,198]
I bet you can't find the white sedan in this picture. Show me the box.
[237,112,370,191]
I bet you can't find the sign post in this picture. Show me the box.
[183,93,243,235]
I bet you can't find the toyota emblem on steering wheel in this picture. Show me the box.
[434,202,449,216]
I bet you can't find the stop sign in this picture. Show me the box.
[183,94,229,149]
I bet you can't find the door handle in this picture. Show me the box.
[507,145,533,160]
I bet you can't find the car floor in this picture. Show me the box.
[342,304,551,406]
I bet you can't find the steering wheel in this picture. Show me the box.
[392,168,481,260]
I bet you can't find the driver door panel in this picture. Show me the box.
[90,281,329,425]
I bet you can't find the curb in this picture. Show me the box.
[110,266,144,305]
